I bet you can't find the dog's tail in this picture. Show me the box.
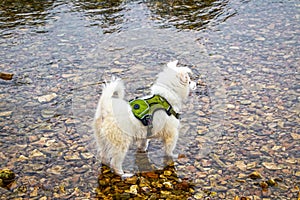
[94,77,125,120]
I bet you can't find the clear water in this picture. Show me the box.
[0,0,299,199]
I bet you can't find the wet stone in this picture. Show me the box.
[41,110,56,118]
[29,149,46,158]
[47,166,63,175]
[249,171,263,179]
[240,100,252,105]
[0,111,12,117]
[38,93,58,103]
[262,162,283,170]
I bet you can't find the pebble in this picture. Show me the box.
[38,93,58,103]
[226,104,236,109]
[249,171,262,179]
[262,162,283,170]
[0,111,12,117]
[47,166,63,175]
[64,153,81,161]
[29,149,46,158]
[290,133,300,140]
[240,100,252,105]
[41,110,56,118]
[17,155,29,161]
[235,161,247,171]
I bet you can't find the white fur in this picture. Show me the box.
[93,60,196,177]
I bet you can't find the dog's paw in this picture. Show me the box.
[171,153,179,159]
[167,153,178,160]
[121,173,135,179]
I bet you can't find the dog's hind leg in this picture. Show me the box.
[163,129,179,159]
[110,146,134,178]
[110,147,126,174]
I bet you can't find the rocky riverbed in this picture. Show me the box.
[1,0,299,199]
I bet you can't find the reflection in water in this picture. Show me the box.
[72,0,124,33]
[147,0,235,30]
[97,162,196,199]
[0,0,235,33]
[0,0,55,29]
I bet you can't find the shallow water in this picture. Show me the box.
[0,0,299,199]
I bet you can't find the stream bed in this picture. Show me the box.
[0,0,299,199]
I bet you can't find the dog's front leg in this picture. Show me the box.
[163,129,179,159]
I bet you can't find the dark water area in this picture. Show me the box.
[0,0,299,199]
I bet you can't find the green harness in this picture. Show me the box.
[129,95,180,127]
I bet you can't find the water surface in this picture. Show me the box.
[0,0,299,199]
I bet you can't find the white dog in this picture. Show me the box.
[93,60,196,177]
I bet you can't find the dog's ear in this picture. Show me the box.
[167,60,179,69]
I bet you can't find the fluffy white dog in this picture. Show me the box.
[93,60,196,177]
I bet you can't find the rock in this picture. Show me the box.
[124,176,138,185]
[38,93,57,103]
[0,169,15,183]
[0,72,14,80]
[215,185,228,192]
[29,149,46,158]
[143,172,158,179]
[160,190,171,195]
[62,74,76,78]
[291,133,300,140]
[0,111,12,117]
[45,139,56,147]
[65,118,80,124]
[210,55,225,60]
[132,64,145,70]
[47,166,63,175]
[249,171,262,179]
[110,68,124,73]
[262,162,283,170]
[255,37,266,41]
[194,192,204,199]
[197,127,208,135]
[226,104,236,109]
[266,179,277,187]
[235,161,247,171]
[64,153,80,161]
[141,186,150,194]
[196,110,206,117]
[18,155,29,161]
[211,154,226,167]
[41,110,55,119]
[163,170,172,176]
[240,100,252,105]
[127,185,138,195]
[30,186,39,197]
[229,46,240,50]
[163,181,173,189]
[260,181,269,191]
[81,152,94,159]
[246,162,257,169]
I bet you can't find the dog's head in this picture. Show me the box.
[157,60,196,100]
